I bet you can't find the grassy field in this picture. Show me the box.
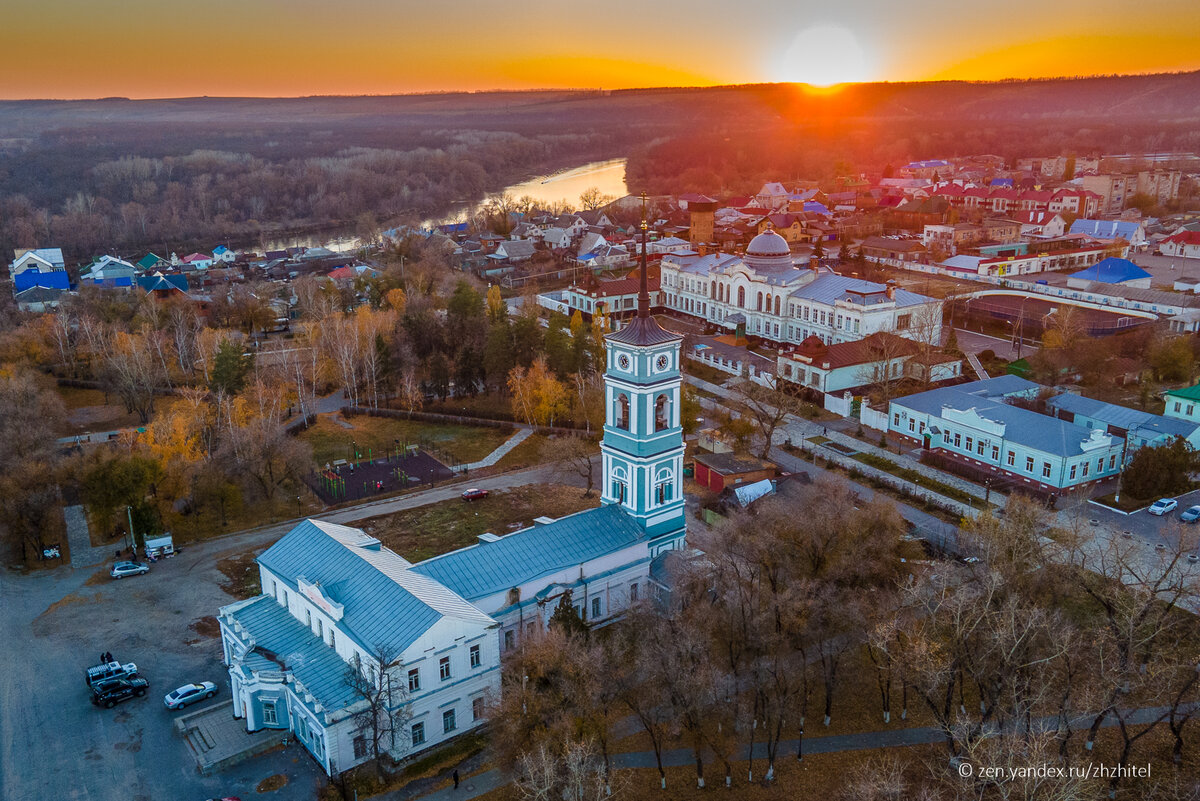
[298,413,513,467]
[358,484,599,563]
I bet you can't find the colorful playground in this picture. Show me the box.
[306,446,456,504]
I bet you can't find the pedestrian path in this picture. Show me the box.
[65,504,106,568]
[965,351,990,380]
[403,704,1179,800]
[459,427,534,472]
[687,374,1003,511]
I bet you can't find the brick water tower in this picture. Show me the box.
[687,196,718,251]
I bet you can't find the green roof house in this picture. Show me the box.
[1164,384,1200,426]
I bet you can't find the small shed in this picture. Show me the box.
[693,452,776,494]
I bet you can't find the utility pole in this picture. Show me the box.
[126,505,136,554]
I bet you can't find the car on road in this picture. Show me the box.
[1149,498,1179,516]
[461,488,489,502]
[86,660,139,687]
[1181,506,1200,523]
[91,676,150,708]
[110,561,150,579]
[163,681,217,710]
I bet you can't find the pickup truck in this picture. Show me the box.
[91,676,150,709]
[85,661,139,688]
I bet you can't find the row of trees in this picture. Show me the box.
[491,484,1200,800]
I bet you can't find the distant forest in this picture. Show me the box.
[2,72,1199,262]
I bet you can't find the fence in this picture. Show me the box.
[342,406,592,438]
[859,404,889,432]
[823,392,853,417]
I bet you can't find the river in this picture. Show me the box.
[260,158,628,254]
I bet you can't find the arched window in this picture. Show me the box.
[654,394,670,432]
[710,280,717,299]
[774,295,781,316]
[756,292,763,312]
[614,393,629,430]
[737,286,745,308]
[654,467,674,505]
[612,465,629,505]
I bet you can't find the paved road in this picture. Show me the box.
[949,327,1020,361]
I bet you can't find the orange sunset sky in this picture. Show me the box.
[4,0,1200,99]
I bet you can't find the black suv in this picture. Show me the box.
[91,676,150,708]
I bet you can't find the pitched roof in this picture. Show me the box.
[1046,392,1199,442]
[409,505,646,602]
[14,270,70,291]
[226,595,359,712]
[258,519,491,655]
[1068,257,1151,284]
[1070,219,1143,240]
[1167,383,1200,402]
[693,451,776,475]
[789,332,919,370]
[1165,231,1200,246]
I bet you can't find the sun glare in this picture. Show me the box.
[776,24,873,87]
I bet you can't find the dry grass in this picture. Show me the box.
[299,413,512,467]
[492,433,552,471]
[360,484,599,563]
[255,773,289,792]
[215,548,265,599]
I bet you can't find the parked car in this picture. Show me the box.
[164,681,217,710]
[1182,506,1200,523]
[1149,498,1178,516]
[91,676,150,708]
[461,488,489,502]
[86,660,139,688]
[111,561,150,579]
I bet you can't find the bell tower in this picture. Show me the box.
[600,194,686,554]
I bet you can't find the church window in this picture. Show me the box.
[756,292,763,312]
[629,583,638,602]
[710,281,716,299]
[592,597,602,618]
[654,467,674,505]
[654,394,670,432]
[614,394,629,430]
[774,296,781,316]
[737,286,745,307]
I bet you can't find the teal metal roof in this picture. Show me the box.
[229,595,358,712]
[257,520,442,655]
[410,505,644,602]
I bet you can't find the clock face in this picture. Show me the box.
[617,354,631,370]
[655,354,669,371]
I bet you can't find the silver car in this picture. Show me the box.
[110,561,149,579]
[164,681,217,710]
[1182,505,1200,523]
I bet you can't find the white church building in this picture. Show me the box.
[218,222,688,775]
[659,228,942,347]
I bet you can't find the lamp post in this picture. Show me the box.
[126,505,136,555]
[296,495,302,518]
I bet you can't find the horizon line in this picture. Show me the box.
[3,68,1198,103]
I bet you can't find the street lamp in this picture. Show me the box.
[296,495,302,518]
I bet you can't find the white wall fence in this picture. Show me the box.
[868,256,1169,317]
[536,291,570,315]
[860,404,890,431]
[823,391,852,417]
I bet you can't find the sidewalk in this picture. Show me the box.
[688,374,1004,512]
[459,427,534,471]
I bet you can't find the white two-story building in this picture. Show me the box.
[659,229,941,347]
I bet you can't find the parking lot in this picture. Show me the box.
[0,536,324,801]
[1074,485,1200,551]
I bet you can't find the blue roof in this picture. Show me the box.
[904,160,951,169]
[1068,257,1151,284]
[137,274,189,292]
[1069,219,1143,240]
[1046,392,1199,443]
[213,245,230,254]
[14,270,69,291]
[257,520,446,655]
[228,595,359,712]
[989,178,1014,187]
[802,201,831,216]
[789,273,931,308]
[410,505,644,602]
[892,377,1117,458]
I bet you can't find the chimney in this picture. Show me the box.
[885,280,896,300]
[809,256,820,273]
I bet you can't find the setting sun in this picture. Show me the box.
[775,24,874,86]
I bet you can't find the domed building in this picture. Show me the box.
[658,228,941,349]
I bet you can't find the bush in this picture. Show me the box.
[979,349,996,362]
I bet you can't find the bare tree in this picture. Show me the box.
[344,643,412,782]
[729,378,805,459]
[544,435,597,497]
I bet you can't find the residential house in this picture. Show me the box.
[9,247,65,276]
[178,252,214,270]
[1136,170,1182,205]
[983,218,1022,244]
[490,240,537,263]
[1161,231,1200,260]
[1069,219,1147,249]
[136,253,169,271]
[212,245,237,264]
[754,182,789,210]
[79,255,137,288]
[777,333,916,395]
[1012,211,1066,238]
[1164,384,1200,427]
[887,376,1125,494]
[541,228,572,249]
[567,267,661,318]
[923,223,985,255]
[860,236,927,262]
[577,210,613,228]
[646,236,692,255]
[14,285,67,312]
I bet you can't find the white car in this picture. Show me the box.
[163,681,217,710]
[111,561,150,579]
[1149,499,1179,516]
